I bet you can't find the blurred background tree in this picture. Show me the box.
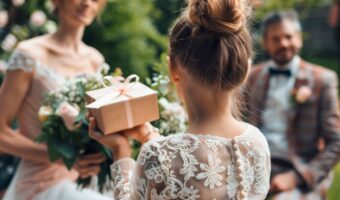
[255,0,330,17]
[84,0,169,78]
[0,0,173,78]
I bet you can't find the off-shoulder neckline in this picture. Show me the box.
[11,50,104,80]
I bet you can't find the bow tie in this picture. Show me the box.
[268,67,292,77]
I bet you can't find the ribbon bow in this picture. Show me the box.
[87,74,140,109]
[269,67,292,77]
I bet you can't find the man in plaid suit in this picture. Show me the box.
[246,10,340,199]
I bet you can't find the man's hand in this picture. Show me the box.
[270,170,300,193]
[74,153,106,179]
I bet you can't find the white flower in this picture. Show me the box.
[0,10,8,28]
[38,106,53,123]
[196,154,226,189]
[12,0,25,6]
[99,63,110,76]
[1,34,17,52]
[0,60,7,73]
[44,1,55,13]
[69,91,75,99]
[61,86,69,93]
[179,186,200,200]
[295,86,312,104]
[159,98,169,109]
[56,102,80,131]
[164,102,186,118]
[30,10,47,27]
[44,20,57,33]
[205,139,224,152]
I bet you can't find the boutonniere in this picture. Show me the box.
[292,86,312,104]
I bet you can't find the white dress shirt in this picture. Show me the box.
[261,56,300,158]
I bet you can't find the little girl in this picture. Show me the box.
[90,0,271,199]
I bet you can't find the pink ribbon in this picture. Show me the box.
[87,74,140,129]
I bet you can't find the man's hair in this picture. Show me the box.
[262,10,302,37]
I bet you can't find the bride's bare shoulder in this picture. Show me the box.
[82,44,105,69]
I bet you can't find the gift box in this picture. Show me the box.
[86,75,159,135]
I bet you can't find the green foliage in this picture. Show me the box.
[84,0,168,78]
[0,73,3,85]
[149,0,184,34]
[329,164,340,200]
[255,0,329,18]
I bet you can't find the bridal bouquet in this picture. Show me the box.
[36,65,120,192]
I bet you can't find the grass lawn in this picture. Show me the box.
[329,165,340,200]
[304,56,338,72]
[304,55,339,199]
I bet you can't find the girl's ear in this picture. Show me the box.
[168,56,180,83]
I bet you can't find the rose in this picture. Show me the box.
[159,98,186,117]
[38,106,53,123]
[1,34,18,52]
[30,10,47,27]
[0,10,8,28]
[44,20,57,33]
[56,102,81,131]
[295,86,312,104]
[0,60,7,73]
[12,0,25,6]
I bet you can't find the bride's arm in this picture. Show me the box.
[0,66,51,164]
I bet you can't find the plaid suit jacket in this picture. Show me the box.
[245,59,340,192]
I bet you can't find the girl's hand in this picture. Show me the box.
[123,123,160,144]
[89,117,131,160]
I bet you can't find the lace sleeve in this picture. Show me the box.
[111,158,136,200]
[110,139,162,200]
[7,51,37,72]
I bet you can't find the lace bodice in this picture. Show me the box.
[111,123,271,200]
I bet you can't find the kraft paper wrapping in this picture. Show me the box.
[86,81,159,135]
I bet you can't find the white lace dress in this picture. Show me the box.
[111,123,271,200]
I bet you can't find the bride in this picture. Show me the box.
[0,0,111,199]
[90,0,271,199]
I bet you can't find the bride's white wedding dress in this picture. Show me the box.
[2,51,111,200]
[111,123,271,200]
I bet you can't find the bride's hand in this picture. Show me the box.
[89,117,131,160]
[123,123,160,144]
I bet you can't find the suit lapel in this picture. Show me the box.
[251,65,270,127]
[286,60,313,150]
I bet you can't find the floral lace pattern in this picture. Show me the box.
[111,124,271,200]
[6,51,109,85]
[7,51,66,84]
